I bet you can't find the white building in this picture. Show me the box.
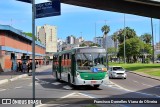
[94,36,103,47]
[75,36,84,45]
[66,35,76,44]
[36,24,57,59]
[57,38,65,52]
[103,35,114,49]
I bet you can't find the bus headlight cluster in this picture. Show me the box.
[76,72,80,78]
[102,68,107,72]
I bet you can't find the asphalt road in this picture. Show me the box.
[110,72,160,97]
[0,67,159,107]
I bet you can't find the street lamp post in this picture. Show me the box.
[32,0,36,107]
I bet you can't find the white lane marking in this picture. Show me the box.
[133,81,154,88]
[35,77,50,84]
[36,93,76,107]
[51,82,61,85]
[61,92,76,98]
[40,81,50,84]
[142,83,153,87]
[28,82,39,86]
[110,81,160,98]
[63,85,72,90]
[0,89,6,91]
[104,81,129,90]
[35,77,40,81]
[133,80,138,83]
[15,86,22,89]
[78,93,95,98]
[71,94,80,96]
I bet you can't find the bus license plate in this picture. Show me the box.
[91,81,96,84]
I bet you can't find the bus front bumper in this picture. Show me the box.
[74,77,108,85]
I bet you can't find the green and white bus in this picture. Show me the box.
[52,47,109,88]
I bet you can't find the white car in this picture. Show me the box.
[108,66,127,79]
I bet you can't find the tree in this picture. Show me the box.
[24,32,38,41]
[117,27,137,44]
[157,54,160,59]
[140,33,152,44]
[79,43,87,47]
[118,37,142,63]
[89,43,100,47]
[107,47,118,62]
[101,25,110,36]
[111,32,119,49]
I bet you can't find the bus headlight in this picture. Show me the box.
[76,72,80,78]
[102,68,107,72]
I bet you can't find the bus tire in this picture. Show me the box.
[55,72,59,81]
[68,75,72,86]
[94,85,100,88]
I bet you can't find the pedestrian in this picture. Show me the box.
[36,61,38,68]
[22,62,27,73]
[12,61,17,72]
[27,62,30,73]
[39,61,41,67]
[19,62,23,72]
[30,62,32,71]
[11,62,13,71]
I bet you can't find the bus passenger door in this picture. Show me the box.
[71,54,76,83]
[58,55,62,79]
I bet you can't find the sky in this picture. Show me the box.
[0,0,160,44]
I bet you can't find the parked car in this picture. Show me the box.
[156,58,160,63]
[108,66,127,79]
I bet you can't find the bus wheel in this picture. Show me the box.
[94,85,100,88]
[55,72,59,81]
[68,75,72,86]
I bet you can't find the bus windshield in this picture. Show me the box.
[76,53,106,70]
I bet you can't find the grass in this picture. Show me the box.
[109,62,160,77]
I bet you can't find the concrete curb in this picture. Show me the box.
[0,74,28,85]
[0,79,9,85]
[0,65,52,85]
[10,74,28,82]
[128,71,160,81]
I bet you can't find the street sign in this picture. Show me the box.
[16,0,31,3]
[36,0,60,18]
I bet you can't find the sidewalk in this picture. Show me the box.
[0,64,52,85]
[128,71,160,81]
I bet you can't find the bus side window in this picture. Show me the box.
[61,54,64,66]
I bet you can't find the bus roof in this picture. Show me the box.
[53,47,106,56]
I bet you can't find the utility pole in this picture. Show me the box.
[124,14,126,64]
[95,22,96,38]
[159,20,160,50]
[151,18,154,63]
[94,22,97,43]
[155,24,156,47]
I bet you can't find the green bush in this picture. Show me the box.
[145,58,150,63]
